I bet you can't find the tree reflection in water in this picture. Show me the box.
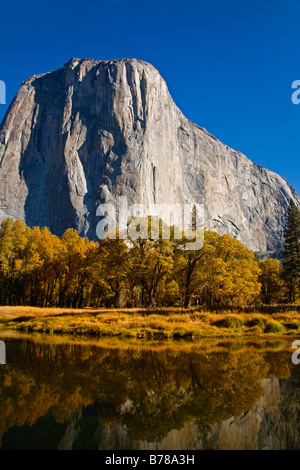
[0,334,299,450]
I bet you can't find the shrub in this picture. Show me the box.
[246,325,262,336]
[264,320,285,334]
[214,315,244,329]
[270,341,286,350]
[283,321,300,331]
[246,315,266,329]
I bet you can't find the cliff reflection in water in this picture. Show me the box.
[0,334,299,450]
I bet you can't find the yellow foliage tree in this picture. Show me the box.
[259,258,287,304]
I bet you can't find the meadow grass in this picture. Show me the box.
[0,306,299,339]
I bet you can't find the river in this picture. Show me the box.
[0,331,299,450]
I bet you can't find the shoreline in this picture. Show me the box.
[0,306,300,341]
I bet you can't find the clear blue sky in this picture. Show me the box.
[1,0,300,194]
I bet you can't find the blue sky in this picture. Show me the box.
[0,0,300,193]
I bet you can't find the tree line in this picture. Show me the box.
[0,199,299,308]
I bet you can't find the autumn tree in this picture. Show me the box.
[18,228,59,306]
[97,235,129,307]
[120,217,174,307]
[173,230,219,307]
[0,218,27,304]
[195,234,261,306]
[259,258,286,304]
[59,229,102,308]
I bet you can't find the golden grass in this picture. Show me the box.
[0,306,300,340]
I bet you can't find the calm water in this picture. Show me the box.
[0,331,300,450]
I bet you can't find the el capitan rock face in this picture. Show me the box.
[0,57,299,253]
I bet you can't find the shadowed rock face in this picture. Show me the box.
[0,57,299,252]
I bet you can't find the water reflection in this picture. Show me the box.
[0,333,299,450]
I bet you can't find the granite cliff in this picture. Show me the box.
[0,57,299,253]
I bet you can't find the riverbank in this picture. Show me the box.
[0,306,300,339]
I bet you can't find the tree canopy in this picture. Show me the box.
[0,216,294,307]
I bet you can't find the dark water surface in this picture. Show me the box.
[0,331,299,450]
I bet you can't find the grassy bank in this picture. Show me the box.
[0,306,300,339]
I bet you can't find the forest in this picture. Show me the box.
[0,200,298,309]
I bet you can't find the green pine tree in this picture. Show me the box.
[281,199,300,302]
